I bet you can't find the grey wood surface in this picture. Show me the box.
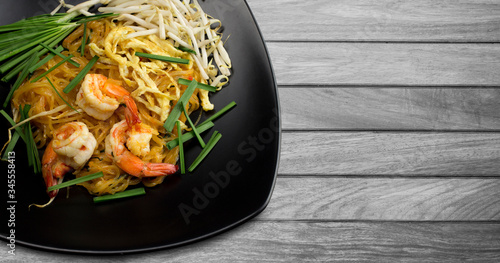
[3,0,500,262]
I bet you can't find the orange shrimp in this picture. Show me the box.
[42,122,97,198]
[105,120,178,177]
[76,74,140,126]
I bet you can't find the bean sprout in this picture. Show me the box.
[57,0,231,87]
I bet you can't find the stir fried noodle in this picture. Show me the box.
[11,16,222,195]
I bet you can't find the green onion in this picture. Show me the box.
[166,121,214,150]
[45,77,80,114]
[0,27,60,63]
[180,101,205,148]
[3,53,38,108]
[47,172,104,192]
[1,132,20,161]
[93,187,146,203]
[163,79,198,132]
[20,106,32,168]
[177,121,185,174]
[63,55,99,93]
[29,120,41,173]
[175,45,196,54]
[20,104,40,173]
[200,101,237,126]
[135,52,189,64]
[80,22,87,57]
[29,45,64,73]
[0,12,114,83]
[73,13,118,24]
[31,55,75,83]
[178,78,216,92]
[0,110,27,143]
[1,26,74,81]
[188,131,222,172]
[40,43,80,68]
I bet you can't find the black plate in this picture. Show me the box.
[0,0,280,254]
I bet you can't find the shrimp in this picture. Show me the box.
[42,122,97,198]
[76,74,140,125]
[105,120,178,177]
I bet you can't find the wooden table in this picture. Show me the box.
[4,0,500,261]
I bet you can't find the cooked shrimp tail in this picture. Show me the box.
[101,78,141,125]
[115,151,178,177]
[42,143,73,198]
[76,74,141,125]
[41,122,97,198]
[106,120,178,177]
[123,96,141,126]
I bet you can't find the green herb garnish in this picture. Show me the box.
[180,101,205,148]
[178,78,216,92]
[1,132,20,161]
[166,121,214,150]
[48,172,104,192]
[80,22,87,57]
[29,46,64,73]
[177,121,185,174]
[19,104,41,173]
[188,131,222,172]
[0,12,114,82]
[73,13,118,24]
[135,52,189,64]
[63,55,99,93]
[163,79,198,132]
[175,45,196,54]
[45,77,80,114]
[3,53,38,108]
[200,101,237,126]
[40,43,80,67]
[0,110,27,142]
[93,187,146,203]
[31,55,76,83]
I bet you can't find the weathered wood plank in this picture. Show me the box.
[247,0,500,42]
[267,42,500,86]
[280,87,500,130]
[5,222,500,262]
[261,177,500,221]
[279,132,500,175]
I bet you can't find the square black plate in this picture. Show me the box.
[0,0,280,254]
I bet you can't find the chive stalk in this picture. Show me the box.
[63,55,99,93]
[163,79,198,132]
[135,52,189,64]
[80,22,87,57]
[0,12,115,82]
[47,172,104,192]
[175,45,196,54]
[180,101,205,148]
[188,131,222,172]
[0,110,27,142]
[45,77,80,114]
[3,53,38,108]
[1,25,75,79]
[178,78,216,92]
[166,121,214,150]
[1,132,20,160]
[40,43,80,67]
[31,55,76,83]
[29,46,64,73]
[93,187,146,203]
[177,121,185,174]
[200,101,237,126]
